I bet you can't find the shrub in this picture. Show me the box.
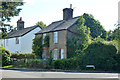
[11,53,36,59]
[82,42,117,70]
[1,47,11,66]
[53,57,81,70]
[26,59,44,69]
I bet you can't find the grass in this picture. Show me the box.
[3,65,13,68]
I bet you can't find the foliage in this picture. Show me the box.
[107,28,120,41]
[43,35,50,47]
[82,42,117,70]
[45,50,53,69]
[1,47,11,66]
[26,59,44,69]
[1,2,24,34]
[83,13,107,39]
[52,57,81,70]
[67,16,91,58]
[10,53,36,59]
[32,36,43,58]
[36,21,46,29]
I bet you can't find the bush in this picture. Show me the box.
[11,53,36,59]
[26,59,44,69]
[82,42,117,70]
[53,57,81,70]
[1,47,11,66]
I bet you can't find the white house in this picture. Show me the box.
[4,17,41,53]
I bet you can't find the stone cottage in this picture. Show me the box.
[35,6,80,60]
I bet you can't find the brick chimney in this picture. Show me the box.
[63,4,73,20]
[17,17,24,30]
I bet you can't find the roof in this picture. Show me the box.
[5,25,41,39]
[36,16,80,34]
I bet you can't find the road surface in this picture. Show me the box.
[1,69,120,80]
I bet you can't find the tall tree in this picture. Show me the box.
[83,13,107,39]
[36,21,46,29]
[0,1,24,38]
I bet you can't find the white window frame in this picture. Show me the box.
[53,49,58,60]
[53,32,58,43]
[60,49,64,59]
[42,33,46,44]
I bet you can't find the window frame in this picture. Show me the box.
[53,32,58,43]
[16,37,19,44]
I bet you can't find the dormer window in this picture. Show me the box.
[53,32,58,43]
[16,37,19,44]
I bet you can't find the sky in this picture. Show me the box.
[9,0,119,31]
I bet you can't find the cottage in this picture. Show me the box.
[4,17,41,53]
[35,5,80,60]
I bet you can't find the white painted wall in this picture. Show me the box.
[21,27,41,53]
[5,27,41,53]
[5,37,21,53]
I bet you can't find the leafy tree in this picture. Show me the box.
[36,21,46,29]
[67,16,91,58]
[44,35,50,47]
[0,1,24,37]
[82,42,117,70]
[83,13,107,39]
[32,36,43,58]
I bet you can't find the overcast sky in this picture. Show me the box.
[9,0,119,31]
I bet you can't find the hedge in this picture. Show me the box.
[52,57,82,70]
[10,53,36,59]
[26,59,44,69]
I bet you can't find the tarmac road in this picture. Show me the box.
[1,69,120,80]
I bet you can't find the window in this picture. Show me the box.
[16,37,19,44]
[60,49,64,59]
[42,33,46,44]
[53,32,58,43]
[53,49,58,60]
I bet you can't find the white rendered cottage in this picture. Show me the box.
[4,17,41,53]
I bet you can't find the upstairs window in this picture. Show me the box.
[16,37,19,44]
[53,32,58,43]
[42,33,46,44]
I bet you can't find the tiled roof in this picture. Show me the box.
[36,16,80,34]
[5,25,41,39]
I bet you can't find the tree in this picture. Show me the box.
[36,21,46,29]
[67,16,91,58]
[0,1,24,37]
[82,42,117,70]
[83,13,107,39]
[32,36,43,58]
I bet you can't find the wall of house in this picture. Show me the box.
[5,37,22,53]
[35,30,67,59]
[21,27,41,53]
[5,27,41,53]
[49,30,67,59]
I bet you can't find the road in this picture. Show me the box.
[1,69,120,80]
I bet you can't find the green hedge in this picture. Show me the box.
[52,57,81,70]
[11,53,36,59]
[26,59,44,69]
[82,42,118,70]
